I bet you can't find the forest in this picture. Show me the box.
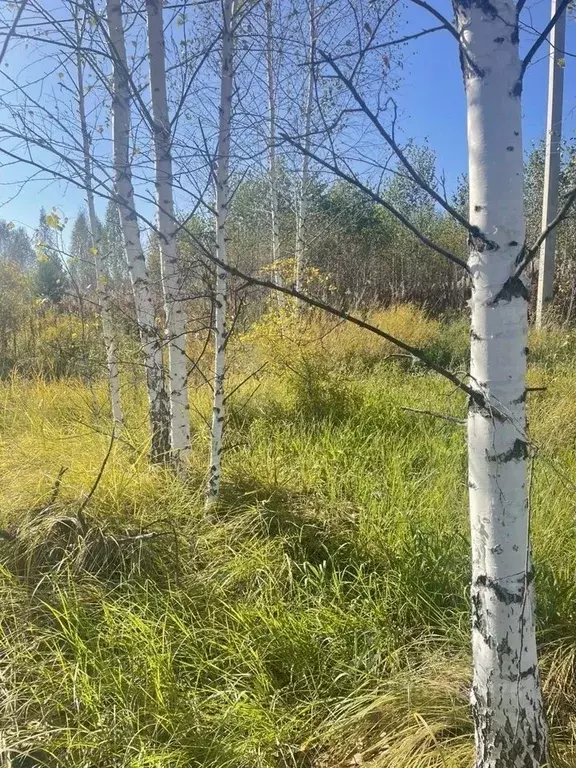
[1,0,576,766]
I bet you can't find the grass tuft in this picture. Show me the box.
[1,312,576,766]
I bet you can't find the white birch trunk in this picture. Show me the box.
[265,0,282,288]
[206,0,235,506]
[74,32,123,426]
[294,0,316,294]
[107,0,170,463]
[146,0,191,468]
[455,0,548,764]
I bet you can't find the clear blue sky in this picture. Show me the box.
[395,0,576,185]
[0,0,574,234]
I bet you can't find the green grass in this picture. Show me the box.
[1,321,576,767]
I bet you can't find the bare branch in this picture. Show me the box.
[0,133,491,414]
[520,0,570,81]
[280,131,471,273]
[407,0,460,42]
[318,48,487,243]
[0,0,28,67]
[515,184,576,277]
[77,427,116,523]
[401,406,466,425]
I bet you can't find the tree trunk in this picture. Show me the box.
[265,0,282,288]
[74,24,123,426]
[146,0,191,468]
[294,0,316,294]
[455,0,549,764]
[206,0,235,506]
[107,0,170,463]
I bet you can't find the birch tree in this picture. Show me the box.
[294,0,316,294]
[265,0,282,287]
[146,0,191,467]
[206,0,236,505]
[106,0,170,462]
[74,9,123,425]
[278,0,574,761]
[455,1,547,762]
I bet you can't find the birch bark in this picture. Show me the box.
[206,0,235,505]
[74,23,123,425]
[146,0,191,467]
[454,0,548,763]
[294,0,316,294]
[265,0,282,287]
[107,0,170,463]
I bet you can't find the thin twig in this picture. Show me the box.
[48,467,68,507]
[516,184,576,277]
[77,427,116,524]
[280,132,471,273]
[520,0,570,81]
[318,48,488,243]
[224,362,268,404]
[407,0,460,41]
[0,0,28,67]
[401,406,466,425]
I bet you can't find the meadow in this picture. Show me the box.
[1,306,576,767]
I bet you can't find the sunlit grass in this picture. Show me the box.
[1,313,576,766]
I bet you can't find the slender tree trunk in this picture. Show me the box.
[206,0,235,506]
[107,0,170,463]
[146,0,191,468]
[74,25,123,425]
[454,1,549,764]
[265,0,282,288]
[294,0,316,294]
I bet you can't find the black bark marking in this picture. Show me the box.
[512,390,527,404]
[488,438,529,463]
[490,275,530,305]
[469,232,498,252]
[475,574,524,604]
[468,397,505,422]
[455,0,498,16]
[507,145,514,151]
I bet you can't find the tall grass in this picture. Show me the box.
[1,309,576,766]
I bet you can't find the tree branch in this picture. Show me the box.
[407,0,460,42]
[515,183,576,277]
[401,406,466,424]
[280,131,471,273]
[77,427,116,524]
[0,0,28,67]
[318,48,488,243]
[520,0,570,81]
[327,25,450,62]
[0,140,494,414]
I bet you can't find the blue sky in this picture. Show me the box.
[395,0,576,183]
[0,0,574,235]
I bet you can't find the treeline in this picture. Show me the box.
[2,141,573,380]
